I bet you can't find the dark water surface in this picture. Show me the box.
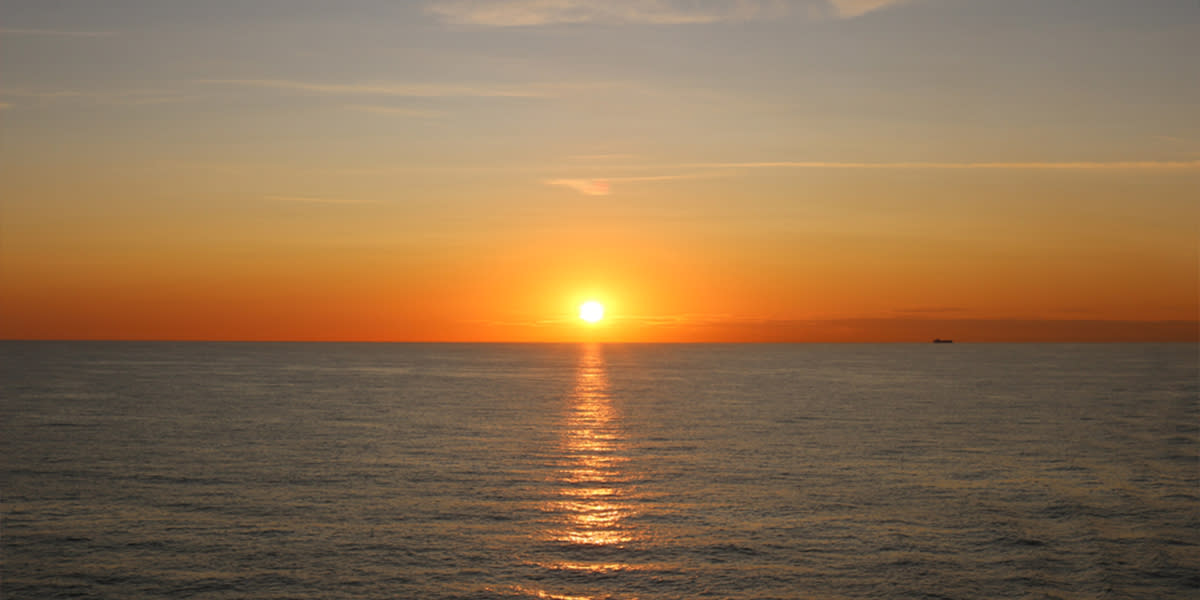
[2,342,1197,599]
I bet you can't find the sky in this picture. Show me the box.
[1,0,1197,342]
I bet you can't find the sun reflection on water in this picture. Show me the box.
[538,343,642,573]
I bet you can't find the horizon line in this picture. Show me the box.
[3,339,1196,344]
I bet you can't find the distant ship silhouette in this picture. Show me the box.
[932,338,954,343]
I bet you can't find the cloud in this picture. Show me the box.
[545,179,611,196]
[346,104,443,118]
[613,173,717,182]
[615,313,766,326]
[0,87,183,105]
[428,0,784,26]
[695,159,1200,170]
[426,0,921,26]
[545,171,722,195]
[196,79,550,98]
[544,158,1198,196]
[584,314,1200,342]
[568,153,639,161]
[0,28,115,37]
[825,0,909,19]
[889,307,966,316]
[264,195,380,205]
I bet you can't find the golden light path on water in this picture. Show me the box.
[526,343,646,597]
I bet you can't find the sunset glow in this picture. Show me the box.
[3,4,1197,596]
[0,1,1196,342]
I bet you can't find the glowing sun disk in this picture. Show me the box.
[579,301,605,323]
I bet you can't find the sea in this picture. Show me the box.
[1,342,1197,599]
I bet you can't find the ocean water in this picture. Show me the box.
[2,342,1197,599]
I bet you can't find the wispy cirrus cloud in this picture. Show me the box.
[428,0,785,26]
[568,153,640,161]
[0,27,116,37]
[545,158,1199,196]
[264,195,380,206]
[545,172,721,196]
[545,179,611,196]
[471,313,1199,342]
[825,0,910,19]
[615,312,768,326]
[427,0,916,26]
[196,79,551,98]
[0,87,184,105]
[889,306,966,316]
[346,104,444,118]
[694,159,1200,170]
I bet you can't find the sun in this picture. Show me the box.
[579,301,605,323]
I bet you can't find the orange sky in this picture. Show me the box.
[1,1,1197,342]
[4,181,1195,342]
